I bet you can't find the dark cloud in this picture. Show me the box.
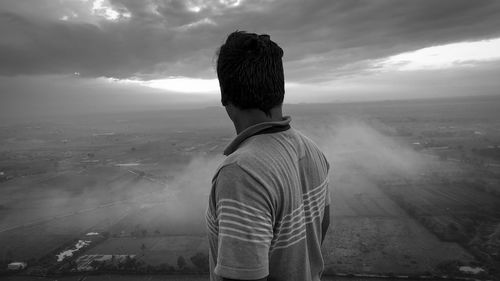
[1,0,500,80]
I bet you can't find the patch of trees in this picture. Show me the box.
[190,252,209,272]
[61,252,209,275]
[177,256,186,270]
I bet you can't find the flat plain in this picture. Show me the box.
[1,95,500,278]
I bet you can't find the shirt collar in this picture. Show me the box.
[223,116,292,156]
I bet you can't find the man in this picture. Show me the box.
[206,31,330,281]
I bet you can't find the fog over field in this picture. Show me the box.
[6,116,429,234]
[0,116,440,236]
[1,97,500,279]
[313,119,427,176]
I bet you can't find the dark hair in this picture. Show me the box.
[216,31,284,116]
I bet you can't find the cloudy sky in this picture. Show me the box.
[1,0,500,119]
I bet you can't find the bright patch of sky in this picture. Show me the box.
[91,0,130,20]
[144,77,219,93]
[188,5,202,13]
[107,77,303,96]
[185,0,242,13]
[380,37,500,71]
[175,18,217,31]
[220,0,243,7]
[59,11,78,21]
[110,77,220,94]
[186,1,204,13]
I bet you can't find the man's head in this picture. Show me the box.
[216,31,284,117]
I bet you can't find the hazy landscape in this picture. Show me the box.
[2,0,500,279]
[1,95,499,280]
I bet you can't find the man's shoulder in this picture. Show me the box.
[211,142,273,185]
[290,128,330,171]
[291,128,321,149]
[211,153,249,184]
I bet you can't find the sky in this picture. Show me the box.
[1,0,500,119]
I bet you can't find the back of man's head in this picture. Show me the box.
[216,31,285,116]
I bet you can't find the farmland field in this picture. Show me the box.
[0,167,161,260]
[1,96,500,279]
[321,170,474,275]
[85,236,208,268]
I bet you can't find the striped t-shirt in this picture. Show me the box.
[206,116,330,281]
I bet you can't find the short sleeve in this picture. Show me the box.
[324,178,331,207]
[323,153,331,207]
[213,163,273,280]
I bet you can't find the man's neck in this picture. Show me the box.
[233,107,283,134]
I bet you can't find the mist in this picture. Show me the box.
[311,119,428,178]
[0,115,433,236]
[129,117,432,234]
